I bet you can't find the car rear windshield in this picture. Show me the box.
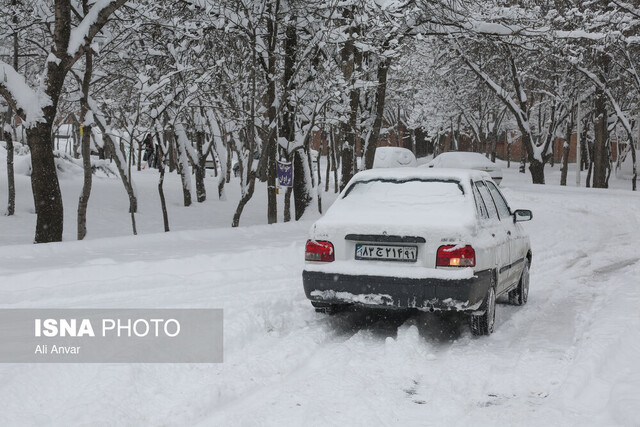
[343,179,464,205]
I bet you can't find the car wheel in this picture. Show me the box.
[509,260,530,306]
[470,285,496,336]
[311,301,347,314]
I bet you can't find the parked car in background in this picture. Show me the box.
[426,151,503,184]
[373,146,417,168]
[302,168,532,335]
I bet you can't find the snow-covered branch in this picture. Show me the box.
[577,65,635,144]
[452,40,530,135]
[66,0,129,65]
[0,60,51,125]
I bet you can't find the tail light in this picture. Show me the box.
[436,245,475,267]
[305,240,334,262]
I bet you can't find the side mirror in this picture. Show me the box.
[513,209,532,223]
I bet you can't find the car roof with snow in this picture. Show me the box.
[428,152,498,168]
[372,146,417,168]
[320,168,490,232]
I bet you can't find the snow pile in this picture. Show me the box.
[54,152,119,178]
[0,146,118,178]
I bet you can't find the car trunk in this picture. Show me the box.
[312,209,477,272]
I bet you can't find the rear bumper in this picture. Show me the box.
[302,270,493,311]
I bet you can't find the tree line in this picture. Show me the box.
[0,0,638,243]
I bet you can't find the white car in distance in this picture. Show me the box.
[427,151,503,184]
[303,168,532,335]
[373,146,417,168]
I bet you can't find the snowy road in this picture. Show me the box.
[1,182,639,426]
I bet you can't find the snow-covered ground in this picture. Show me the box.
[0,144,334,245]
[0,151,639,426]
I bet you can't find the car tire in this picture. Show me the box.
[509,260,530,306]
[470,285,496,336]
[311,301,347,314]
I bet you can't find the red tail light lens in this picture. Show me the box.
[305,240,335,262]
[436,245,475,267]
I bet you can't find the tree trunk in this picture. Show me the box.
[195,131,206,202]
[77,33,93,240]
[490,134,497,162]
[325,140,331,193]
[593,76,609,189]
[126,135,137,235]
[232,132,257,227]
[520,133,544,184]
[311,116,322,215]
[168,133,177,172]
[216,148,226,199]
[7,0,17,216]
[71,114,81,159]
[529,159,545,184]
[232,170,256,228]
[226,143,232,184]
[340,90,358,190]
[266,101,277,223]
[293,149,311,220]
[265,5,279,224]
[174,130,192,207]
[631,140,637,191]
[339,9,360,190]
[136,137,142,171]
[281,18,297,223]
[284,187,292,222]
[92,115,137,218]
[4,131,15,216]
[364,56,390,170]
[581,115,591,175]
[77,122,92,240]
[331,126,339,193]
[294,106,322,220]
[519,138,526,174]
[27,123,64,242]
[156,133,169,232]
[309,144,321,214]
[560,126,571,186]
[316,147,321,186]
[593,111,608,188]
[233,31,260,228]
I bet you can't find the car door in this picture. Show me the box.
[474,180,510,293]
[486,181,522,289]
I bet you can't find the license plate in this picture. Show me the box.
[355,244,417,262]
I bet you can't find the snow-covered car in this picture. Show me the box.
[373,146,417,168]
[426,151,503,184]
[302,168,532,335]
